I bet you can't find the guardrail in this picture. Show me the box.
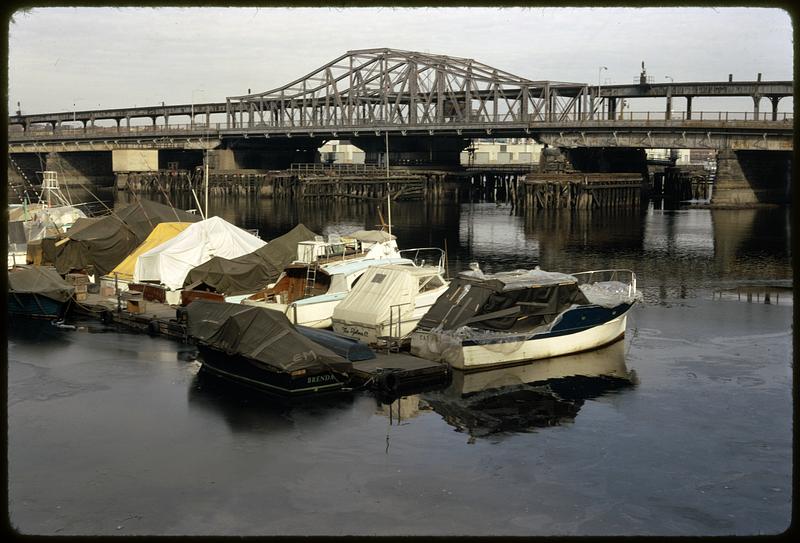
[7,111,793,141]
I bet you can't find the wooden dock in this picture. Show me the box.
[351,352,451,395]
[70,292,451,395]
[71,292,190,340]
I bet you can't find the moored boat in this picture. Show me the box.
[8,265,75,319]
[8,203,88,269]
[133,216,265,304]
[331,258,449,346]
[242,231,415,328]
[410,266,638,370]
[180,223,318,304]
[186,300,353,396]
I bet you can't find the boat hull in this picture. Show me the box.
[197,344,348,397]
[244,294,345,329]
[410,304,632,371]
[332,286,448,345]
[7,292,69,320]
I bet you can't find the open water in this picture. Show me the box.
[6,196,794,536]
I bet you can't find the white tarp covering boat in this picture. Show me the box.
[134,216,266,289]
[332,264,449,344]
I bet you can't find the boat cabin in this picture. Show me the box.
[416,268,591,334]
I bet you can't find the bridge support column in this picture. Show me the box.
[752,96,761,120]
[686,96,693,120]
[45,151,114,190]
[713,149,791,205]
[222,138,323,169]
[562,147,648,176]
[770,96,781,121]
[354,135,470,168]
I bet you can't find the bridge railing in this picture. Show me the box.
[531,111,793,122]
[6,111,793,140]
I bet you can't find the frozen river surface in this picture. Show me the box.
[7,201,793,536]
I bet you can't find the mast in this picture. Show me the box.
[385,131,391,236]
[204,149,209,219]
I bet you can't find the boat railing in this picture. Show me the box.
[399,247,446,273]
[384,302,411,352]
[571,269,637,299]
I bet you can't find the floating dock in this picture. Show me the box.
[70,292,450,395]
[351,352,451,395]
[72,292,189,339]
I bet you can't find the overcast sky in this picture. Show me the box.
[7,6,794,115]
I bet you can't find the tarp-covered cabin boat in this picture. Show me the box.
[331,262,450,346]
[410,267,637,370]
[186,300,353,396]
[242,230,412,328]
[8,265,75,319]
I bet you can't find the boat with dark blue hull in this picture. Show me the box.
[8,266,75,319]
[410,267,638,370]
[187,300,353,397]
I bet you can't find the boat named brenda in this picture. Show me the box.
[186,300,353,396]
[410,266,638,370]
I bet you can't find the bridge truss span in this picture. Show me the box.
[225,48,592,129]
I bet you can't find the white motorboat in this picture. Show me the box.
[410,266,638,371]
[331,257,449,345]
[242,230,414,328]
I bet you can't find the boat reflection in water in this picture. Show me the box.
[406,340,637,440]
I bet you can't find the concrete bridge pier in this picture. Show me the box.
[539,146,649,176]
[224,139,323,169]
[713,149,791,205]
[44,151,115,192]
[354,135,470,168]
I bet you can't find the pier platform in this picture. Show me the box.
[351,352,451,395]
[72,293,189,340]
[70,293,451,395]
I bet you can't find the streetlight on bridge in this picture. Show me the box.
[665,75,674,83]
[597,66,608,119]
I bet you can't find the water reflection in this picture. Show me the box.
[7,317,74,346]
[121,193,791,296]
[186,369,355,434]
[415,340,637,440]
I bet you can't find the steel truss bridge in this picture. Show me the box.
[7,48,794,152]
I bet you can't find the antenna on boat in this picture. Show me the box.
[385,131,391,236]
[204,147,209,219]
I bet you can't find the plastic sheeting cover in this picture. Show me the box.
[134,216,266,290]
[110,222,193,282]
[579,281,639,308]
[50,199,199,276]
[184,223,318,295]
[333,264,433,326]
[418,274,589,333]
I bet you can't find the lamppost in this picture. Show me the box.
[597,66,608,119]
[191,89,204,128]
[664,76,676,120]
